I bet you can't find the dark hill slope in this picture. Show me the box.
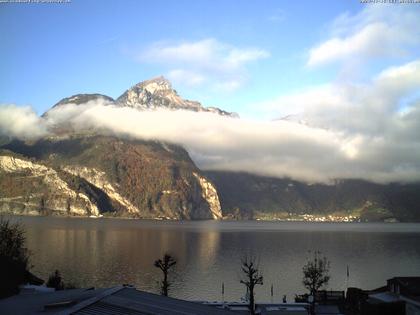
[205,171,420,222]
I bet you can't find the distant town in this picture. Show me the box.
[253,213,399,223]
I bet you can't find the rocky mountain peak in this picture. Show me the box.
[43,77,238,118]
[136,76,173,94]
[116,76,201,111]
[116,76,238,117]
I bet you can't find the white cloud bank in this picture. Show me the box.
[0,105,48,139]
[0,102,358,183]
[137,38,269,91]
[256,59,420,183]
[1,60,420,184]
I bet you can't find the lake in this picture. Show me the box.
[6,216,420,302]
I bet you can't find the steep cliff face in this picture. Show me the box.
[0,155,101,216]
[0,136,222,219]
[62,166,140,214]
[193,172,222,219]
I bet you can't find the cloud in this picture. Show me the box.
[307,5,420,67]
[256,59,420,183]
[308,23,397,67]
[137,38,269,91]
[2,59,420,185]
[38,104,358,183]
[0,105,48,139]
[278,60,420,134]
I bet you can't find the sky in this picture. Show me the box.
[1,0,420,183]
[1,0,367,115]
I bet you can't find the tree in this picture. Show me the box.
[0,217,31,298]
[302,251,330,295]
[240,256,263,315]
[46,270,64,290]
[154,253,176,297]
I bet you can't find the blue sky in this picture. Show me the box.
[1,0,367,115]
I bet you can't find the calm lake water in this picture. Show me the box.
[7,216,420,302]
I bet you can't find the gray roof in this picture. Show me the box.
[0,287,109,314]
[70,287,236,315]
[0,286,236,315]
[0,286,313,314]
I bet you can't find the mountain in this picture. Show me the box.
[0,135,221,219]
[1,76,237,220]
[205,171,420,222]
[45,77,238,118]
[116,76,238,117]
[51,93,115,108]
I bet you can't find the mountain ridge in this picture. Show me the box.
[46,76,238,118]
[205,170,420,222]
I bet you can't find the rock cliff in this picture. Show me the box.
[0,136,222,219]
[0,155,101,216]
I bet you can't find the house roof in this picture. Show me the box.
[69,287,236,315]
[0,286,236,315]
[0,284,314,314]
[389,277,420,296]
[369,292,401,304]
[0,287,109,314]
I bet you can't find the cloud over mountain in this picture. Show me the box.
[2,59,420,185]
[0,105,48,139]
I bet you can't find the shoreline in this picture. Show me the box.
[2,211,419,223]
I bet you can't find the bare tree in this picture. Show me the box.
[240,256,263,315]
[154,253,176,297]
[302,251,330,295]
